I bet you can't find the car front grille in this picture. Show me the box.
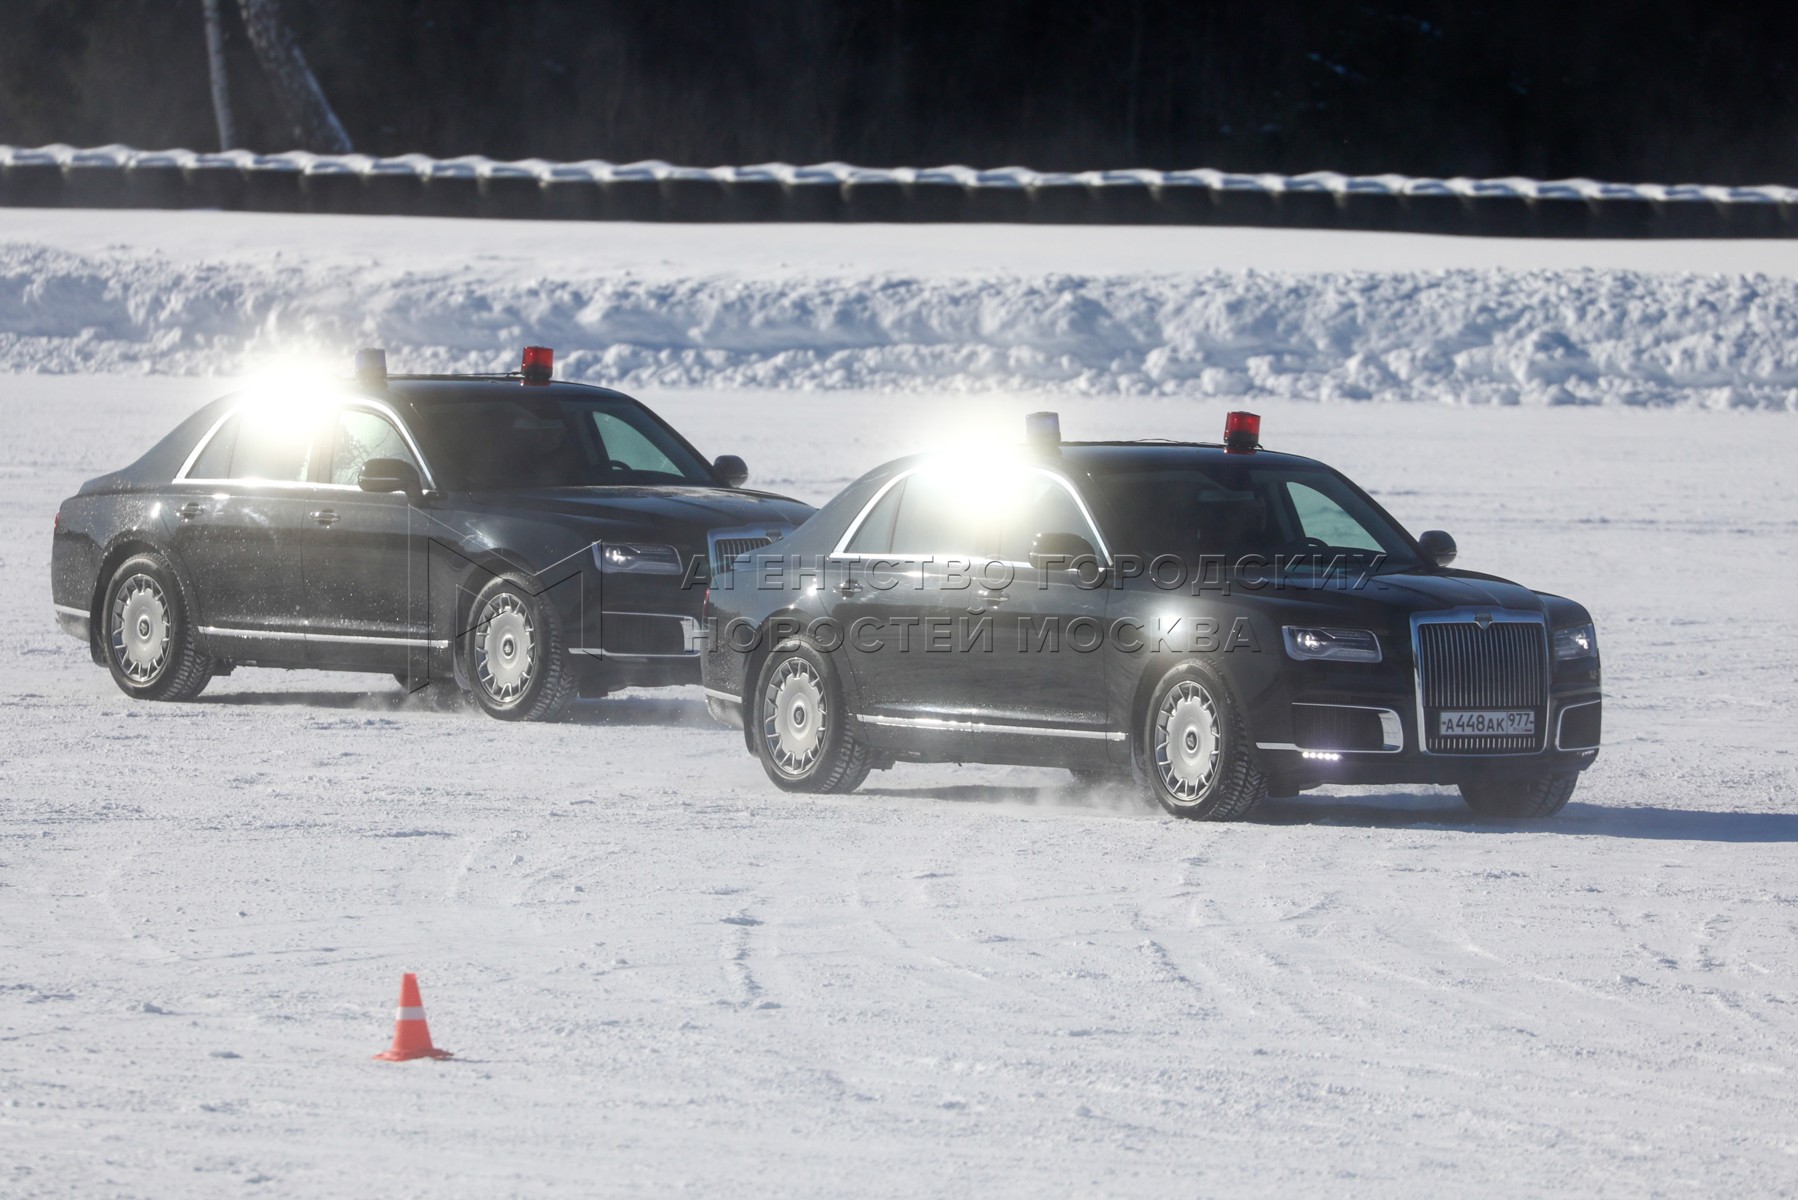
[1415,615,1549,754]
[711,534,777,576]
[708,528,787,579]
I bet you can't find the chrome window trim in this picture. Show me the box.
[1554,698,1603,751]
[1287,701,1405,753]
[197,625,449,649]
[858,712,1124,741]
[828,464,1112,566]
[1410,608,1551,758]
[173,396,439,492]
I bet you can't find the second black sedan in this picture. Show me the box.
[700,411,1601,820]
[51,348,812,720]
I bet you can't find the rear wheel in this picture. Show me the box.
[101,553,211,702]
[1459,773,1578,818]
[1143,665,1266,821]
[463,578,575,722]
[753,641,871,794]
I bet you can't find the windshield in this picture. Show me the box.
[406,394,715,490]
[1088,460,1423,572]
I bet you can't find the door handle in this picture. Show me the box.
[977,589,1009,606]
[177,501,206,520]
[833,579,864,596]
[310,510,340,527]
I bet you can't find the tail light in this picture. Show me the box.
[1224,410,1261,453]
[521,346,554,386]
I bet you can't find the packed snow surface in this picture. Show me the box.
[4,209,1798,407]
[4,372,1797,1196]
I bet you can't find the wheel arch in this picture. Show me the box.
[90,535,195,666]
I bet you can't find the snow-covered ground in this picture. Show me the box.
[6,209,1798,406]
[4,362,1796,1195]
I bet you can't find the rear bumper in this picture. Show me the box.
[53,604,90,644]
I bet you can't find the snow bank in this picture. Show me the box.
[4,237,1798,407]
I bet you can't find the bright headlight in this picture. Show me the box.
[1283,626,1381,663]
[597,542,685,575]
[1553,623,1597,661]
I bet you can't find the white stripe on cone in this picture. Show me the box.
[396,1006,427,1020]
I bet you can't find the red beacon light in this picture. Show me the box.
[1223,410,1261,453]
[520,345,555,386]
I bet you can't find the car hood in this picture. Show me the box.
[1344,569,1547,614]
[458,485,814,540]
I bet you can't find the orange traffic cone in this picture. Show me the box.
[373,973,452,1061]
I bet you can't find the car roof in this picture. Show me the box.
[870,441,1327,480]
[369,377,640,404]
[1055,441,1325,472]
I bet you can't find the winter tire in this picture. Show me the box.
[464,576,575,722]
[101,552,211,702]
[753,640,872,794]
[1143,665,1266,821]
[1459,773,1578,818]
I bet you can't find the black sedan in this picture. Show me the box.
[700,411,1601,819]
[52,348,812,720]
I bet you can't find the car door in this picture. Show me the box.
[823,465,996,733]
[966,468,1114,741]
[301,402,434,673]
[164,404,318,664]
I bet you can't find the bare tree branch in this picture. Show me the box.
[233,0,352,153]
[201,0,237,150]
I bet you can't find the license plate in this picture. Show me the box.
[1438,710,1535,736]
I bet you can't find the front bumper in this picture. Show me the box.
[1249,679,1602,790]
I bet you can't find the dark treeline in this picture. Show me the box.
[3,0,1797,184]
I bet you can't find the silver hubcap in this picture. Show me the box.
[763,658,827,776]
[1154,681,1221,805]
[475,593,535,702]
[111,574,171,684]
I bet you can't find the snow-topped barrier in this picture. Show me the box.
[6,145,1798,238]
[5,241,1796,407]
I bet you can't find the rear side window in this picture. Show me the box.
[187,415,238,479]
[330,408,418,486]
[229,407,316,482]
[844,481,904,554]
[889,468,988,558]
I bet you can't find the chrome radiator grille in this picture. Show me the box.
[1415,616,1549,754]
[712,535,774,575]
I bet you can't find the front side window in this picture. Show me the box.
[994,474,1102,563]
[407,395,713,489]
[1286,482,1382,552]
[1090,460,1421,572]
[330,408,418,486]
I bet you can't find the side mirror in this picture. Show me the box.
[359,457,423,501]
[1418,529,1457,568]
[713,455,749,488]
[1028,530,1101,576]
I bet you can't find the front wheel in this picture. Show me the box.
[1143,665,1266,821]
[753,641,872,794]
[1459,773,1578,818]
[101,553,211,702]
[463,577,575,722]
